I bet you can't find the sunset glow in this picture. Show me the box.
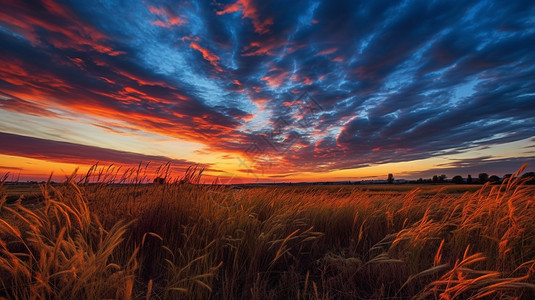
[0,0,534,182]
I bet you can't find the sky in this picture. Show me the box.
[0,0,534,183]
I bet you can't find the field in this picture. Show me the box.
[1,168,535,299]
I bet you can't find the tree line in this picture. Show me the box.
[411,172,535,184]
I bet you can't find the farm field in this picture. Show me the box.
[1,170,535,299]
[2,0,534,299]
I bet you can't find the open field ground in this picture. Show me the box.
[2,171,535,299]
[3,183,483,201]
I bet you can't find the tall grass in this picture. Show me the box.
[1,164,535,299]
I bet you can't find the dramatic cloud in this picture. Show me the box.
[0,0,534,180]
[0,132,198,168]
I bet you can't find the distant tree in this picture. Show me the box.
[153,177,165,184]
[452,175,464,184]
[432,175,439,184]
[387,173,394,184]
[478,173,489,183]
[417,178,423,184]
[521,172,535,184]
[489,175,500,183]
[467,175,473,184]
[439,174,447,183]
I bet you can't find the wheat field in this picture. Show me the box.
[1,165,535,299]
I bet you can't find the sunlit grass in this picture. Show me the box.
[1,164,535,299]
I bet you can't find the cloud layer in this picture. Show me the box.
[0,132,197,168]
[0,0,534,178]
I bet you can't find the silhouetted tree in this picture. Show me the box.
[432,175,439,184]
[452,175,464,184]
[439,174,447,183]
[467,175,473,184]
[478,173,489,183]
[521,172,535,184]
[387,173,394,184]
[489,175,500,183]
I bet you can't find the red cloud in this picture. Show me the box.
[316,48,338,56]
[242,37,290,56]
[147,5,187,28]
[217,0,272,34]
[0,54,241,146]
[114,70,174,89]
[290,74,313,85]
[0,0,122,55]
[147,5,166,15]
[332,56,344,62]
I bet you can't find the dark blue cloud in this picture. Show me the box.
[405,156,535,179]
[0,132,198,168]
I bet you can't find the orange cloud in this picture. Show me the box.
[189,42,223,72]
[261,71,289,88]
[252,97,268,105]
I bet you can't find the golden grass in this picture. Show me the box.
[1,165,535,299]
